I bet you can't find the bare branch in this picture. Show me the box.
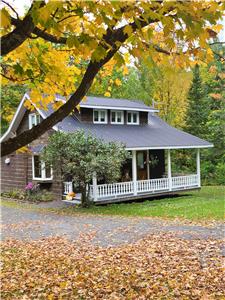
[1,1,46,56]
[1,0,19,19]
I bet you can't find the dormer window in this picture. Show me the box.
[111,110,124,124]
[93,109,107,124]
[29,113,41,129]
[127,111,139,125]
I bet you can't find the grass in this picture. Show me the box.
[1,186,224,221]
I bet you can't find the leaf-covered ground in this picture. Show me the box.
[1,233,224,300]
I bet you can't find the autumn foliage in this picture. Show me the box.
[0,1,224,156]
[1,233,224,299]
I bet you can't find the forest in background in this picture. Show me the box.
[1,45,224,185]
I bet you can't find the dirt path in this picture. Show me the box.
[1,205,224,246]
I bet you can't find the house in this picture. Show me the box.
[1,93,213,204]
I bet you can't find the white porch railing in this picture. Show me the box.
[97,181,134,199]
[64,174,199,201]
[172,174,198,190]
[63,182,73,194]
[137,178,169,193]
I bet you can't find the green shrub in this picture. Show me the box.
[1,189,54,202]
[27,190,54,202]
[2,189,26,200]
[215,163,225,185]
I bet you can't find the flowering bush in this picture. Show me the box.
[25,182,33,191]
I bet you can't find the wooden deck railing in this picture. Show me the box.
[64,174,199,201]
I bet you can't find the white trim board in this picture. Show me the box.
[0,93,28,142]
[125,145,214,150]
[0,93,59,142]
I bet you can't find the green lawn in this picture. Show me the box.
[1,186,224,221]
[75,186,224,220]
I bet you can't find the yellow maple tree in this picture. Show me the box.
[0,0,224,156]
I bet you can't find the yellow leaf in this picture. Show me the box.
[16,146,29,154]
[212,24,223,33]
[0,8,11,28]
[60,281,68,289]
[82,96,87,102]
[115,78,122,86]
[76,104,80,111]
[104,91,111,97]
[123,25,133,36]
[123,66,129,76]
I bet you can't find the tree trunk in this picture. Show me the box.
[80,186,90,208]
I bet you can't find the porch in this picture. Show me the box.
[63,148,201,204]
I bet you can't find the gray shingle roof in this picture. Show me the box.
[80,96,157,112]
[40,104,213,149]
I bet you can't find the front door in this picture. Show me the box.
[136,151,147,180]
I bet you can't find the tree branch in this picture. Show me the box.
[1,1,45,56]
[1,5,179,156]
[1,0,19,19]
[1,12,162,156]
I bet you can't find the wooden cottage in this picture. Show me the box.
[1,93,213,204]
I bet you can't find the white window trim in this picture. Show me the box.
[32,156,53,180]
[29,113,40,129]
[127,111,140,125]
[93,109,108,124]
[110,110,124,124]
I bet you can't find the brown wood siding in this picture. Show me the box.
[1,153,29,191]
[80,108,148,125]
[139,112,148,125]
[80,108,93,123]
[2,109,63,199]
[16,110,44,135]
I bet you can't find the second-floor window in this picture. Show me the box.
[29,113,41,129]
[93,109,107,124]
[127,111,139,125]
[32,155,52,180]
[111,110,124,124]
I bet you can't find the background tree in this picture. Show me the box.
[42,131,128,207]
[0,84,26,135]
[185,64,210,137]
[1,0,224,156]
[201,44,225,184]
[175,45,225,185]
[90,60,192,128]
[136,59,192,128]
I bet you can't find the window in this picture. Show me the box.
[111,110,124,124]
[32,156,52,180]
[127,111,139,125]
[93,109,107,124]
[29,113,41,129]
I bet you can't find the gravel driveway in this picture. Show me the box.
[1,204,224,246]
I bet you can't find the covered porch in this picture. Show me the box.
[63,148,201,204]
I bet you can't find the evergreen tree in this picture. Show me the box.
[185,64,209,137]
[201,44,225,184]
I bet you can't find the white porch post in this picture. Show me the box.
[132,150,137,195]
[196,149,201,187]
[92,171,98,202]
[147,150,150,179]
[167,149,172,191]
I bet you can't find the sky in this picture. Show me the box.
[2,0,225,41]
